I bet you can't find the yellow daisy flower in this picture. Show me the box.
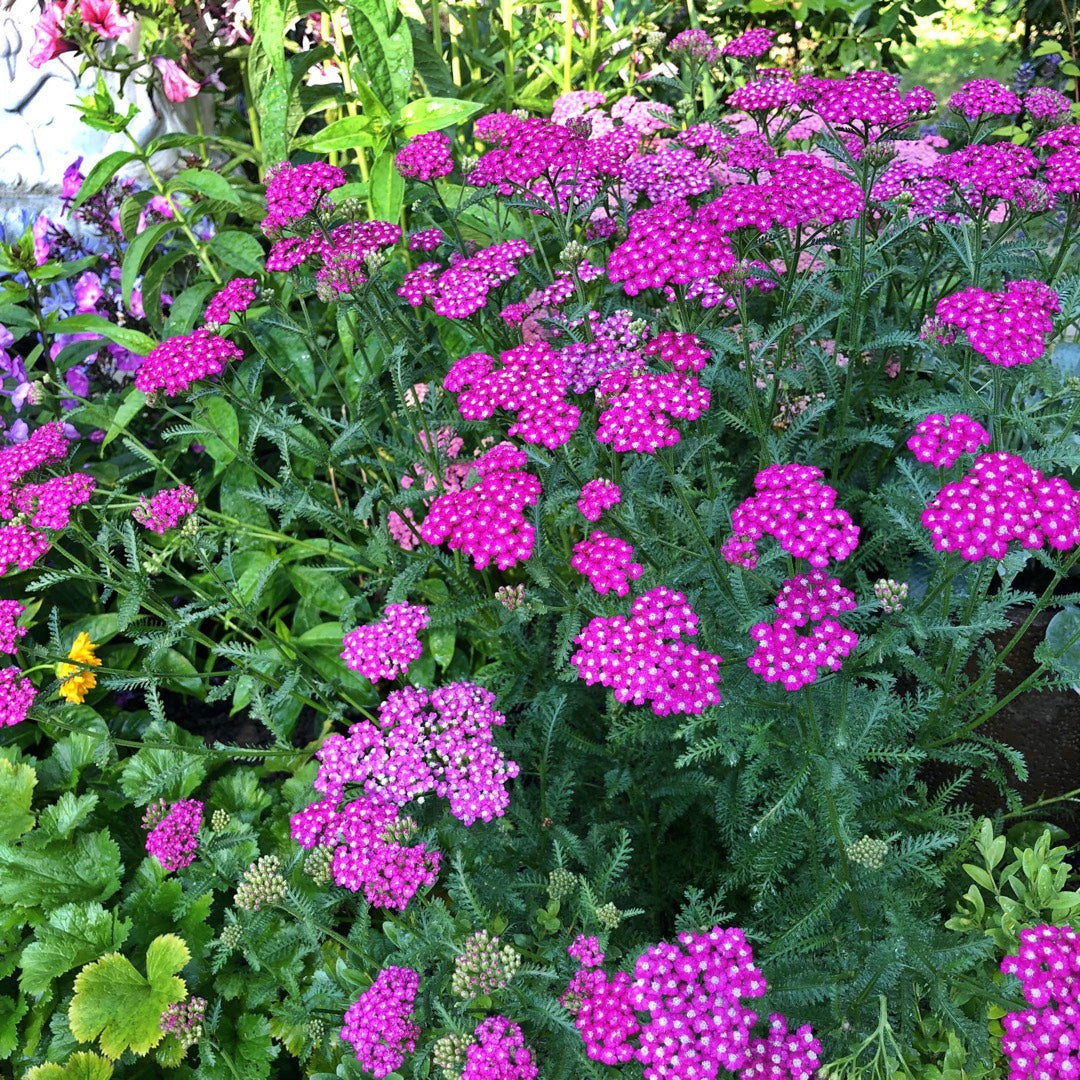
[56,632,102,705]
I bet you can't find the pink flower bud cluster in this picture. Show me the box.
[595,364,710,454]
[399,239,533,318]
[722,463,860,569]
[669,27,719,62]
[0,667,35,726]
[262,160,346,233]
[341,603,430,681]
[571,587,723,716]
[907,413,991,468]
[290,794,440,909]
[565,925,821,1080]
[722,27,775,58]
[144,798,203,872]
[931,280,1059,367]
[922,451,1080,561]
[395,130,454,181]
[313,681,519,825]
[748,571,859,691]
[135,329,244,396]
[341,966,420,1079]
[203,277,257,325]
[0,600,26,654]
[444,343,582,449]
[607,199,736,297]
[578,478,622,521]
[572,531,644,596]
[420,442,541,570]
[947,78,1021,121]
[1000,925,1080,1079]
[462,1016,539,1080]
[132,484,198,533]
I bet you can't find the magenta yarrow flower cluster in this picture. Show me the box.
[569,934,605,968]
[0,666,35,726]
[399,239,533,318]
[203,277,257,325]
[395,130,454,181]
[313,219,402,297]
[571,587,723,716]
[409,226,444,251]
[947,78,1022,121]
[595,363,710,454]
[262,160,346,233]
[143,798,203,872]
[462,1016,539,1080]
[11,473,94,530]
[578,478,622,521]
[135,329,244,396]
[722,463,860,569]
[388,428,473,552]
[921,451,1080,562]
[748,572,859,691]
[722,27,775,59]
[420,442,541,570]
[1000,925,1080,1079]
[572,531,644,597]
[341,966,420,1078]
[669,27,720,63]
[1026,87,1072,120]
[0,600,26,654]
[907,413,991,468]
[930,280,1058,367]
[312,681,519,825]
[340,602,430,681]
[444,343,581,449]
[565,925,820,1080]
[804,70,935,137]
[132,485,198,534]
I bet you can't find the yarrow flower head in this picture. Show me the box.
[452,929,522,999]
[948,78,1022,121]
[578,478,622,521]
[907,413,991,468]
[571,587,723,716]
[0,601,26,655]
[929,280,1059,367]
[462,1016,539,1080]
[571,531,644,596]
[0,667,35,726]
[340,602,429,681]
[144,798,203,872]
[398,239,533,318]
[203,278,257,325]
[263,160,346,233]
[341,967,420,1079]
[668,27,720,63]
[722,27,775,59]
[874,579,908,614]
[233,854,288,910]
[133,485,198,534]
[569,935,605,968]
[12,473,95,530]
[159,997,206,1051]
[56,631,101,704]
[722,463,860,569]
[395,130,455,181]
[922,451,1080,561]
[136,329,244,396]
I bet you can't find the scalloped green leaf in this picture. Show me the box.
[25,1050,114,1079]
[0,757,36,841]
[20,902,132,995]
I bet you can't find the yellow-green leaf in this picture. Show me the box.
[0,757,36,841]
[24,1051,114,1079]
[69,935,189,1059]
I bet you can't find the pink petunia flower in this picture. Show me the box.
[28,1,75,68]
[79,0,134,38]
[153,57,201,102]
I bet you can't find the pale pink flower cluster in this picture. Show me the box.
[341,966,420,1078]
[578,478,622,522]
[571,587,723,716]
[906,413,990,468]
[572,531,644,596]
[340,603,429,681]
[143,798,203,872]
[389,429,472,552]
[722,463,860,569]
[922,451,1080,561]
[132,485,198,533]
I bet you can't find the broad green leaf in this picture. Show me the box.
[345,0,413,113]
[118,743,206,808]
[0,829,122,909]
[209,230,266,275]
[71,151,140,210]
[167,168,241,206]
[69,935,189,1059]
[428,627,455,670]
[288,567,350,615]
[138,248,190,333]
[310,115,377,153]
[0,757,36,841]
[193,396,240,465]
[120,221,176,312]
[0,993,27,1058]
[101,387,146,450]
[369,150,404,224]
[20,902,132,995]
[258,75,291,166]
[397,96,483,137]
[52,315,154,357]
[24,1052,114,1079]
[38,792,100,839]
[153,648,203,697]
[25,1053,109,1080]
